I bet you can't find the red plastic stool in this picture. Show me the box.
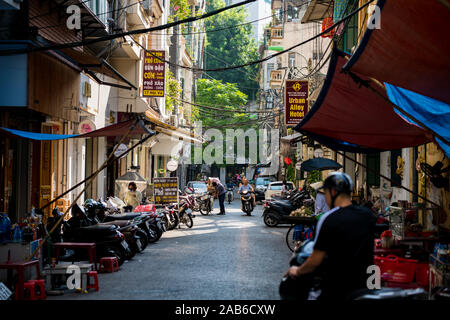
[98,257,119,273]
[22,281,37,300]
[32,279,46,300]
[87,271,99,291]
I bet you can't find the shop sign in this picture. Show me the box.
[142,50,165,97]
[285,80,309,126]
[114,144,128,158]
[153,177,178,204]
[78,119,96,134]
[166,160,178,172]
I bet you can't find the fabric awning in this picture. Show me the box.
[342,0,450,105]
[0,118,153,141]
[293,49,431,153]
[145,111,204,144]
[301,0,333,23]
[58,47,137,90]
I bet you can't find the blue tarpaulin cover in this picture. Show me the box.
[0,127,80,140]
[385,83,450,158]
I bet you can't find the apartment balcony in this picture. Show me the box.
[271,27,284,39]
[127,0,151,29]
[272,0,282,10]
[269,70,283,89]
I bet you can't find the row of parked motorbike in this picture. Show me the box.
[45,188,207,266]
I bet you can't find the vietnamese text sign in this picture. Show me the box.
[143,50,165,97]
[153,177,178,204]
[285,80,309,126]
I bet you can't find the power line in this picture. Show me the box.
[127,1,374,73]
[0,0,257,56]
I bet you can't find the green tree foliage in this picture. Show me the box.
[194,78,250,128]
[193,79,259,166]
[204,0,260,99]
[165,70,182,114]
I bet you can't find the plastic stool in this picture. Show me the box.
[87,271,99,291]
[99,257,119,273]
[32,279,46,300]
[23,281,37,300]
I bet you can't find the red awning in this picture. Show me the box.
[80,118,149,138]
[343,0,450,105]
[294,49,431,152]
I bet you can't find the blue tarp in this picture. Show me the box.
[385,83,450,157]
[0,127,80,140]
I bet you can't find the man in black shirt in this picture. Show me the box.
[286,172,376,301]
[212,181,226,215]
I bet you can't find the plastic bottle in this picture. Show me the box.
[0,213,11,243]
[13,225,22,242]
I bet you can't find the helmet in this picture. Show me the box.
[320,172,353,208]
[321,172,353,194]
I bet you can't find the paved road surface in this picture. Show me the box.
[49,199,292,300]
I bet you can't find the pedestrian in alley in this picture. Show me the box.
[310,181,330,217]
[124,182,142,211]
[212,181,226,215]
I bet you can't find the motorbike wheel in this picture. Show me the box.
[183,215,193,228]
[199,204,209,215]
[105,246,125,266]
[147,224,161,243]
[167,213,179,230]
[263,213,279,227]
[136,229,148,250]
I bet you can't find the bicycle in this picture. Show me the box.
[286,224,315,252]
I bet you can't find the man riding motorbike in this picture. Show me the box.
[284,172,376,301]
[238,177,256,209]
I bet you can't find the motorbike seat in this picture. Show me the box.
[271,200,296,211]
[78,224,117,235]
[103,213,141,221]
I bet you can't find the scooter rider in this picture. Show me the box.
[285,172,376,301]
[238,177,256,208]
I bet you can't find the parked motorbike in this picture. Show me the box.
[240,190,254,216]
[262,189,312,227]
[178,192,195,228]
[107,197,164,243]
[84,200,144,257]
[58,204,132,265]
[196,191,213,215]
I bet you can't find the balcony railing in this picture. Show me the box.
[269,70,283,89]
[271,27,284,39]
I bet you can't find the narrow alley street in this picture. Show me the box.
[50,200,291,300]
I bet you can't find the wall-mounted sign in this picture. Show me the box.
[314,148,324,158]
[285,80,309,126]
[142,50,165,97]
[153,177,178,204]
[114,143,128,158]
[78,119,96,134]
[166,160,178,172]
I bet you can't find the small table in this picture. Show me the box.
[0,260,41,300]
[43,263,93,292]
[54,243,97,271]
[374,247,403,256]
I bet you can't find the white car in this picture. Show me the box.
[264,181,296,200]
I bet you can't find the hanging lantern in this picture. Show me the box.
[284,157,292,166]
[321,17,335,38]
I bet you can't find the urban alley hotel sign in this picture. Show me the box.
[285,80,309,126]
[142,50,165,97]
